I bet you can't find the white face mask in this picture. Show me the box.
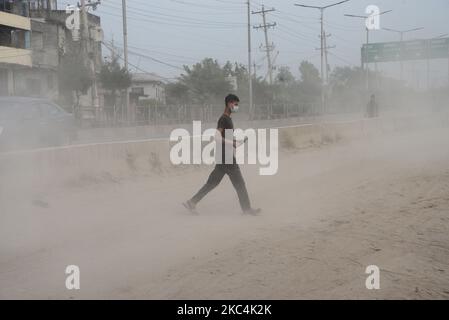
[231,104,239,113]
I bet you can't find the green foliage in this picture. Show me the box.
[276,66,296,85]
[299,60,321,83]
[329,66,378,112]
[58,52,93,96]
[165,82,190,105]
[179,58,233,104]
[165,57,323,108]
[99,57,132,93]
[298,60,321,101]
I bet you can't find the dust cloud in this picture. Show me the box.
[1,107,449,299]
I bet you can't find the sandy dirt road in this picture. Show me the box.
[1,127,449,299]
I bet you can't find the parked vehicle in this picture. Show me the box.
[0,97,77,151]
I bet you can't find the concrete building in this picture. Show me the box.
[1,0,103,109]
[130,73,167,105]
[128,73,167,123]
[29,4,104,109]
[0,0,32,95]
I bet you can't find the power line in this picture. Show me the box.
[130,0,244,14]
[169,0,244,10]
[102,40,175,83]
[103,40,185,71]
[328,52,354,66]
[276,24,320,44]
[99,11,235,49]
[101,1,246,27]
[127,50,185,71]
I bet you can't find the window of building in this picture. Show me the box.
[131,87,144,95]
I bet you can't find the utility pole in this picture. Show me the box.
[80,0,88,56]
[79,0,101,111]
[122,0,129,72]
[323,32,334,84]
[320,9,324,85]
[247,0,253,119]
[316,32,334,113]
[122,0,130,121]
[252,5,276,85]
[295,0,350,115]
[315,32,334,83]
[383,27,424,82]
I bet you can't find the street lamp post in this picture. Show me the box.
[294,0,350,115]
[344,10,392,92]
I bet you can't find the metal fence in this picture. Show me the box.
[74,102,321,128]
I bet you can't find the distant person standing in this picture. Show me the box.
[183,94,261,216]
[366,94,379,118]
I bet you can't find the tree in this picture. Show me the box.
[299,61,321,85]
[165,82,190,105]
[99,57,132,106]
[276,66,296,85]
[272,66,301,105]
[298,61,321,103]
[58,52,93,107]
[179,58,232,104]
[328,66,364,112]
[330,66,363,89]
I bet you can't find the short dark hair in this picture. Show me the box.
[225,94,240,106]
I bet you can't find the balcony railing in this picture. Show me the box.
[0,1,29,17]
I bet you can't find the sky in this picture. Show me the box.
[56,0,449,87]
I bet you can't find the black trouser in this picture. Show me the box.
[190,164,251,211]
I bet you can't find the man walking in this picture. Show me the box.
[183,94,261,215]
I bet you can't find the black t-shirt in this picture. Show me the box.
[217,114,234,164]
[217,114,234,135]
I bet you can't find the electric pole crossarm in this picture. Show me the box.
[253,22,276,29]
[323,0,350,9]
[251,8,275,14]
[294,4,321,9]
[294,0,349,10]
[344,14,366,18]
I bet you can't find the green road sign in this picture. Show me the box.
[362,37,449,63]
[428,37,449,59]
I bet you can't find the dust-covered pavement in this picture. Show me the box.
[1,127,449,299]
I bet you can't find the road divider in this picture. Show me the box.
[1,112,447,192]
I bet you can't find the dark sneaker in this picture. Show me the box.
[183,200,198,215]
[243,208,261,216]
